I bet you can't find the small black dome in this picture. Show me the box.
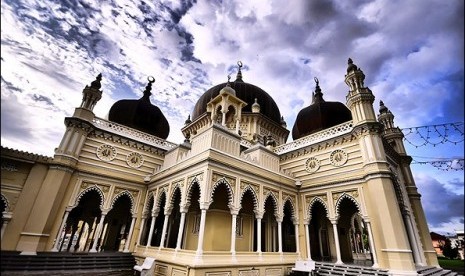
[192,79,282,124]
[292,83,352,140]
[108,81,170,139]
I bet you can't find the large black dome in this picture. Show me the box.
[292,82,352,140]
[192,78,282,124]
[108,80,170,139]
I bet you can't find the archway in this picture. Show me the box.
[60,190,102,252]
[283,200,296,252]
[151,192,166,247]
[166,188,182,248]
[239,188,257,252]
[184,182,201,250]
[336,196,372,264]
[101,194,132,251]
[308,199,331,261]
[140,195,154,246]
[207,182,232,251]
[262,194,278,252]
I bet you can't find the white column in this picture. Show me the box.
[51,209,70,251]
[145,213,157,248]
[221,111,226,126]
[277,219,283,253]
[1,212,12,240]
[256,217,262,253]
[124,217,136,252]
[175,211,187,251]
[304,223,312,260]
[294,222,300,255]
[196,208,207,255]
[159,214,170,249]
[230,212,238,254]
[365,220,379,268]
[331,219,343,264]
[404,214,423,266]
[136,217,146,246]
[90,212,106,253]
[235,119,240,134]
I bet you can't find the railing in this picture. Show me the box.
[92,117,177,151]
[273,121,354,155]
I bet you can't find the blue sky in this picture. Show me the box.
[1,0,463,235]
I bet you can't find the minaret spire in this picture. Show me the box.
[313,77,324,103]
[143,76,155,100]
[235,61,243,82]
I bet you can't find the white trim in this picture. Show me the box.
[381,248,412,253]
[20,232,50,237]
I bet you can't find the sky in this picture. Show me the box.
[1,0,463,236]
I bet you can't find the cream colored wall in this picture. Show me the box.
[203,210,232,251]
[1,161,49,250]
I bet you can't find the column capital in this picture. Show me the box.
[230,207,240,216]
[254,210,265,219]
[330,218,339,224]
[199,202,211,210]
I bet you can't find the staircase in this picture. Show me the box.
[313,262,390,275]
[417,266,459,276]
[0,251,136,275]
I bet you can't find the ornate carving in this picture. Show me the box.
[96,144,117,161]
[330,149,348,167]
[126,152,144,168]
[305,157,320,173]
[92,117,176,150]
[274,121,353,154]
[1,161,18,171]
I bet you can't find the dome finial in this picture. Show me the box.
[226,74,231,86]
[185,114,192,124]
[90,73,102,89]
[379,100,388,113]
[347,57,358,73]
[236,61,243,81]
[313,76,324,103]
[143,76,155,98]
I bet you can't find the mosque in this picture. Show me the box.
[1,59,439,275]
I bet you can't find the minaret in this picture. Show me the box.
[345,58,377,125]
[16,75,102,254]
[378,100,407,154]
[378,101,438,267]
[73,74,103,121]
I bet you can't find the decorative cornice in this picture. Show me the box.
[1,146,53,164]
[274,121,353,155]
[92,117,176,151]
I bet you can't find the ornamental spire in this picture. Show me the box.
[143,76,155,99]
[313,77,324,103]
[90,73,102,90]
[235,61,243,82]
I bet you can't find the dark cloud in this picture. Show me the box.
[32,94,54,106]
[0,94,34,141]
[416,174,464,226]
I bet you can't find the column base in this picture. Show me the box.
[20,251,37,255]
[335,261,344,265]
[89,249,98,253]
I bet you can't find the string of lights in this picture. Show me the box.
[401,122,464,148]
[411,158,464,171]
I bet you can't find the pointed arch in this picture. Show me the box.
[73,185,104,209]
[110,190,135,214]
[263,191,279,217]
[156,188,168,210]
[335,193,361,217]
[143,191,155,216]
[307,197,329,221]
[168,185,182,210]
[186,179,201,208]
[210,177,234,209]
[283,195,297,221]
[0,194,10,212]
[239,185,259,212]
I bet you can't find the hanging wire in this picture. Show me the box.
[401,122,464,148]
[411,158,464,171]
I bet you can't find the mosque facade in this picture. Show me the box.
[1,59,438,275]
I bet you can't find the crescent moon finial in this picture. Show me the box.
[237,61,243,68]
[314,77,319,85]
[148,76,155,83]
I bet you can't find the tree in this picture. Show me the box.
[439,238,459,259]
